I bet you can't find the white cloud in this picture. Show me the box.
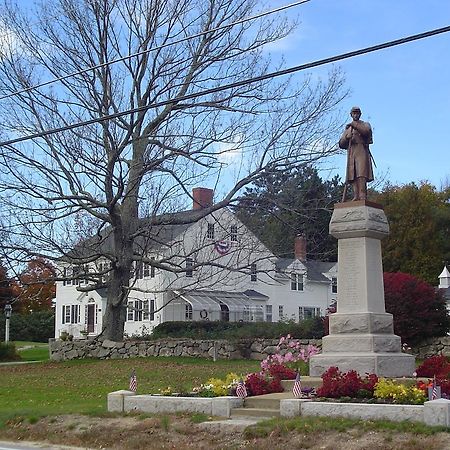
[0,21,22,58]
[216,134,245,164]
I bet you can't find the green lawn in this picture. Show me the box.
[14,341,49,362]
[0,356,260,426]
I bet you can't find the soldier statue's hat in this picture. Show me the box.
[350,106,361,113]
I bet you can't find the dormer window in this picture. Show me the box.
[250,263,257,282]
[331,277,338,294]
[207,223,215,239]
[291,273,304,291]
[230,225,238,242]
[186,257,193,277]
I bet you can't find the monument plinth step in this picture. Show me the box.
[322,333,401,353]
[310,352,415,377]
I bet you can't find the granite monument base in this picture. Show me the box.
[309,201,415,377]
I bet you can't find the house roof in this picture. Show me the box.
[65,209,202,261]
[276,258,336,283]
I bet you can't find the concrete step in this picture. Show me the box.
[244,396,281,409]
[231,407,280,418]
[281,376,322,391]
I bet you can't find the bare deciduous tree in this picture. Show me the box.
[0,0,347,340]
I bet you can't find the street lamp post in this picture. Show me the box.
[4,303,12,343]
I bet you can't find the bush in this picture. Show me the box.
[374,378,426,404]
[316,367,378,398]
[245,372,283,396]
[0,342,20,361]
[384,272,450,345]
[0,310,55,342]
[151,318,325,340]
[416,355,450,378]
[266,364,297,380]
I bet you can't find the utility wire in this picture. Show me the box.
[0,0,311,101]
[1,24,449,148]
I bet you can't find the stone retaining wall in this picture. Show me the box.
[412,336,450,359]
[48,335,450,361]
[49,337,322,361]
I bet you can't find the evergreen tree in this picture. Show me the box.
[374,183,450,285]
[235,166,343,261]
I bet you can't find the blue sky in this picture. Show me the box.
[269,0,450,190]
[13,0,450,191]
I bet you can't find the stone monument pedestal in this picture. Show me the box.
[310,200,415,377]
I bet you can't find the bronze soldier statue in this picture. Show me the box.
[339,106,374,201]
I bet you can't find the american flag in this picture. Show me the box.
[129,369,137,392]
[236,379,247,398]
[292,371,302,398]
[431,376,438,400]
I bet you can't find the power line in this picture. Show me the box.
[0,0,311,101]
[1,24,449,148]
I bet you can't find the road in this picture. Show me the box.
[0,442,88,450]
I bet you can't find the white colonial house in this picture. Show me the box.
[54,188,338,339]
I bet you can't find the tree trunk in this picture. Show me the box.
[102,300,127,341]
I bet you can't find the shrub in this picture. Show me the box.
[316,367,378,398]
[267,364,297,380]
[0,342,21,361]
[384,272,450,344]
[245,372,283,396]
[260,334,320,376]
[416,355,450,378]
[374,378,426,404]
[0,310,55,342]
[151,319,325,340]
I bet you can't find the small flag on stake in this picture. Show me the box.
[292,371,302,398]
[431,376,438,400]
[428,376,441,400]
[236,379,247,398]
[129,369,137,392]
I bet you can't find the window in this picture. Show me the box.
[278,305,284,319]
[98,261,111,283]
[185,303,193,320]
[63,267,72,286]
[250,263,257,282]
[142,300,149,320]
[186,258,193,277]
[127,300,149,322]
[331,277,338,294]
[62,305,80,324]
[230,225,238,242]
[150,257,155,278]
[207,223,215,239]
[243,307,250,322]
[149,299,155,321]
[127,302,134,321]
[291,273,304,291]
[265,305,272,322]
[299,306,321,321]
[143,261,150,278]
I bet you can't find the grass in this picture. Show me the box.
[14,341,49,362]
[243,415,450,440]
[0,355,260,427]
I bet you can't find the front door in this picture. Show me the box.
[87,304,95,333]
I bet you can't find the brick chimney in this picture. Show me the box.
[294,235,307,261]
[192,187,214,210]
